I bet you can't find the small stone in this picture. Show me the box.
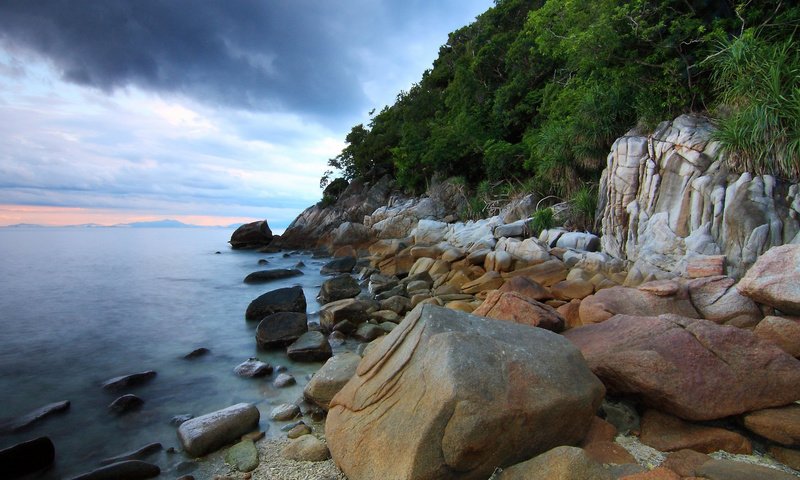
[241,431,265,442]
[270,403,300,421]
[354,323,385,342]
[281,435,330,462]
[286,331,332,362]
[258,259,269,265]
[225,439,259,472]
[273,373,296,388]
[287,423,312,439]
[234,358,273,378]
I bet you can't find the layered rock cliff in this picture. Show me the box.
[599,115,800,281]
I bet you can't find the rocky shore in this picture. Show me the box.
[4,115,799,479]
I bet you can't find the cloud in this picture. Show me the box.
[0,0,493,226]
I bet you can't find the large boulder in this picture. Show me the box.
[286,331,332,362]
[245,286,307,321]
[565,314,800,421]
[177,403,260,457]
[319,298,371,331]
[304,352,361,410]
[255,312,308,348]
[230,220,273,249]
[737,244,800,315]
[687,276,761,326]
[472,290,565,332]
[578,285,699,325]
[326,304,605,480]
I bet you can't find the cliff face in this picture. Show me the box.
[599,115,800,281]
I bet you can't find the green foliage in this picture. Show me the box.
[320,0,799,214]
[529,207,555,234]
[709,31,800,181]
[569,184,599,232]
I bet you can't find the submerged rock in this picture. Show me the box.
[108,394,144,414]
[101,371,157,392]
[68,460,160,480]
[233,358,273,378]
[99,443,162,465]
[183,347,210,359]
[0,400,70,433]
[0,436,55,479]
[225,439,259,472]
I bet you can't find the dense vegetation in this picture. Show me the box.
[322,0,799,218]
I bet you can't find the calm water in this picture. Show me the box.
[0,227,333,478]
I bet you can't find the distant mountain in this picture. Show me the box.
[114,219,198,228]
[3,223,46,228]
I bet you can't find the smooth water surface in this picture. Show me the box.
[0,228,332,478]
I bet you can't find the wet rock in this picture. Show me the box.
[68,460,160,480]
[258,259,269,265]
[287,331,332,362]
[304,352,361,411]
[108,394,144,414]
[326,304,605,480]
[273,373,296,388]
[320,256,356,275]
[0,436,55,479]
[243,269,303,284]
[640,409,751,454]
[472,290,565,332]
[245,286,307,321]
[270,403,301,421]
[281,435,329,462]
[225,439,259,472]
[183,347,210,359]
[565,314,800,421]
[230,220,273,249]
[255,312,308,348]
[177,403,260,457]
[317,274,361,304]
[234,358,273,378]
[0,400,70,433]
[101,371,157,392]
[99,443,162,465]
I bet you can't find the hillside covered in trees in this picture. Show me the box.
[321,0,799,216]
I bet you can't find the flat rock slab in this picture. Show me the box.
[472,290,565,332]
[639,409,751,454]
[0,436,55,479]
[326,304,605,480]
[177,403,260,457]
[246,286,307,321]
[320,256,356,275]
[243,269,303,284]
[743,404,800,446]
[225,439,259,472]
[287,331,332,362]
[0,400,70,433]
[497,446,612,480]
[101,371,157,391]
[69,460,160,480]
[565,314,800,421]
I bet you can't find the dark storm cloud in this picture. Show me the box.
[0,0,466,120]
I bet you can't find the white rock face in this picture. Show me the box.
[600,115,800,280]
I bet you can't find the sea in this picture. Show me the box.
[0,227,333,478]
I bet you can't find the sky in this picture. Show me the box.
[0,0,493,228]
